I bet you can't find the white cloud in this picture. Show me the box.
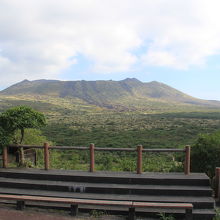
[1,0,220,87]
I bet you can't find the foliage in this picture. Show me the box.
[14,128,50,145]
[0,127,13,154]
[0,105,46,166]
[38,150,182,173]
[40,110,220,150]
[89,210,107,218]
[158,213,175,220]
[0,105,46,144]
[0,107,16,150]
[1,94,220,149]
[17,128,52,168]
[0,127,12,145]
[191,131,220,177]
[50,150,80,170]
[6,129,51,168]
[213,208,220,220]
[1,94,220,173]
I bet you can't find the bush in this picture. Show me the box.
[191,131,220,177]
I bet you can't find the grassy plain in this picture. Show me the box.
[1,94,220,148]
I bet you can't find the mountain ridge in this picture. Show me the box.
[1,78,220,110]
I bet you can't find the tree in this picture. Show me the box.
[0,105,46,164]
[14,128,49,145]
[0,112,17,154]
[0,127,13,154]
[191,131,220,177]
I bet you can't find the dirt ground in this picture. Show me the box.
[0,206,80,220]
[0,204,125,220]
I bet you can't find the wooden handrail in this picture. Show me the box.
[3,144,190,174]
[8,144,185,152]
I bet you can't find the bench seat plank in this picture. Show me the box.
[0,193,193,220]
[0,194,132,206]
[133,201,193,209]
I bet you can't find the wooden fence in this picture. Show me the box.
[2,143,191,175]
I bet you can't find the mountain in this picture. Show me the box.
[1,78,220,111]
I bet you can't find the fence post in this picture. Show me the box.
[44,142,49,170]
[3,146,8,168]
[184,145,191,175]
[90,143,95,172]
[215,167,220,201]
[137,145,143,174]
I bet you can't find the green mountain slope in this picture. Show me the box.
[1,79,220,149]
[1,78,220,111]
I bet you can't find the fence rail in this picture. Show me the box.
[7,144,186,152]
[2,143,191,175]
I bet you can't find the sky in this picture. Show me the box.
[0,0,220,100]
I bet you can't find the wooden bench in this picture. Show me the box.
[132,202,193,220]
[0,194,193,220]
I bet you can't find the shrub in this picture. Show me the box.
[191,131,220,177]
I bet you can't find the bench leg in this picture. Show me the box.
[70,204,78,216]
[16,200,25,210]
[128,207,136,220]
[185,208,193,220]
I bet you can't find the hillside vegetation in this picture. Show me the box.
[0,84,220,149]
[1,78,220,112]
[1,79,220,172]
[0,78,220,148]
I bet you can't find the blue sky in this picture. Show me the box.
[0,0,220,100]
[60,53,220,100]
